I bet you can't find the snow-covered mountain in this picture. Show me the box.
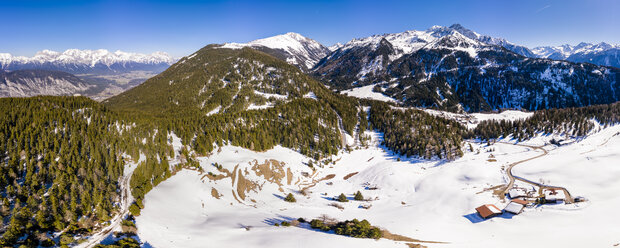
[221,32,330,70]
[0,69,91,97]
[0,49,175,74]
[328,43,344,52]
[319,24,533,64]
[314,24,620,112]
[532,42,620,68]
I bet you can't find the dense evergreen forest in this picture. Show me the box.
[368,101,465,160]
[471,102,620,141]
[0,96,176,247]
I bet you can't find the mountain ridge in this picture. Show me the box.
[313,24,620,112]
[221,32,330,70]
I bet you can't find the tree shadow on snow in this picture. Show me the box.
[272,193,286,200]
[263,215,340,236]
[263,215,296,226]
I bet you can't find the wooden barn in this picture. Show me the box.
[475,204,502,219]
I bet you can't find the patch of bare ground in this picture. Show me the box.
[381,230,445,244]
[322,174,336,180]
[343,172,358,180]
[211,188,221,199]
[231,190,242,204]
[406,243,427,248]
[328,202,344,210]
[286,167,293,185]
[475,184,507,200]
[252,159,286,186]
[235,168,260,201]
[300,173,336,192]
[201,167,232,181]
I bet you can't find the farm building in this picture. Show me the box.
[504,199,528,214]
[475,204,502,219]
[544,189,565,203]
[507,187,528,199]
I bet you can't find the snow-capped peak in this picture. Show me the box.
[221,32,330,70]
[0,49,176,68]
[337,24,506,59]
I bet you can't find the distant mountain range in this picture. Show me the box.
[313,24,619,111]
[532,42,620,68]
[0,49,175,74]
[0,49,176,100]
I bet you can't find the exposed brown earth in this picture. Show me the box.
[211,188,221,199]
[343,172,359,180]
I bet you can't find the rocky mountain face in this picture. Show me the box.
[221,32,330,71]
[532,42,620,68]
[0,69,91,97]
[313,25,620,112]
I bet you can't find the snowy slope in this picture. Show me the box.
[135,124,620,248]
[341,84,397,103]
[422,109,534,129]
[221,32,330,70]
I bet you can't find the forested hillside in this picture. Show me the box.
[368,101,465,160]
[105,45,362,157]
[472,102,620,141]
[0,97,173,247]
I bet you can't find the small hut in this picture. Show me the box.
[504,199,528,214]
[475,204,502,219]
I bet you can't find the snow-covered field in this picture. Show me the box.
[423,109,533,129]
[136,125,620,248]
[341,84,397,103]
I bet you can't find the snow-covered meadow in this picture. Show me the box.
[135,124,620,248]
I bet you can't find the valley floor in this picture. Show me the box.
[135,126,620,248]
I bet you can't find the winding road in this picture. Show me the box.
[75,172,133,248]
[499,142,574,203]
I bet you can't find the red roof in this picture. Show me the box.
[475,204,502,218]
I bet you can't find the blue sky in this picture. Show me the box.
[2,0,618,57]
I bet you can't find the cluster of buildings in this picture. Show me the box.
[475,186,573,219]
[475,198,528,219]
